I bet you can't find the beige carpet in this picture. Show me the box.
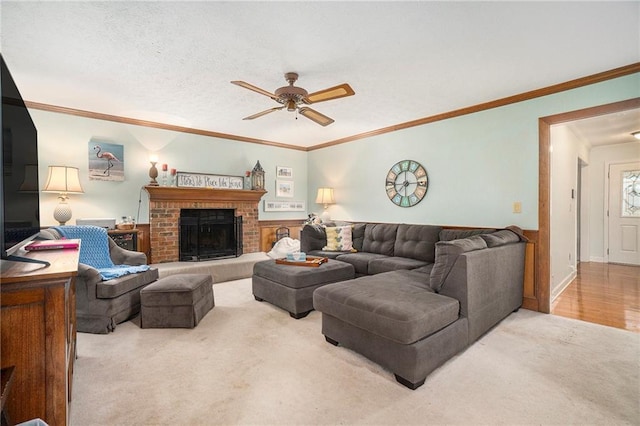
[71,278,639,426]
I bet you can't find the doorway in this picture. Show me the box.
[538,97,640,313]
[542,99,640,331]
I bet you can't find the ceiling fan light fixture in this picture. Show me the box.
[232,72,353,126]
[632,131,640,140]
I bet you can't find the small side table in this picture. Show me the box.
[108,229,139,251]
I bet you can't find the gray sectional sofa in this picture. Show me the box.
[303,222,526,389]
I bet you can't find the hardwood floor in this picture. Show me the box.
[551,262,640,332]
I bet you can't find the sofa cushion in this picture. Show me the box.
[323,225,355,251]
[96,267,159,299]
[300,224,326,253]
[367,256,429,275]
[313,272,460,345]
[307,250,347,259]
[430,235,487,292]
[411,263,435,275]
[362,223,398,256]
[480,229,521,247]
[394,224,441,262]
[352,223,366,252]
[439,228,496,241]
[335,252,389,276]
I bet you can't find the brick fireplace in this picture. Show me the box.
[145,186,267,264]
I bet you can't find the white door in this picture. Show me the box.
[608,162,640,265]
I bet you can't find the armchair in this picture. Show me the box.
[38,227,158,334]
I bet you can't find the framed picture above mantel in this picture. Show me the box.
[176,171,244,190]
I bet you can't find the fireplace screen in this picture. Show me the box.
[179,209,243,261]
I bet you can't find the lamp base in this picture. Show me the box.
[54,200,72,225]
[320,210,331,223]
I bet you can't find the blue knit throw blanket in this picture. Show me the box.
[53,225,150,280]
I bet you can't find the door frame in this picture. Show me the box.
[537,97,640,313]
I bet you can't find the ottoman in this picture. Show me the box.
[252,259,355,319]
[140,274,214,328]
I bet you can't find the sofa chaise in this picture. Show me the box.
[304,222,526,389]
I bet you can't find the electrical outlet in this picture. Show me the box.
[513,201,522,213]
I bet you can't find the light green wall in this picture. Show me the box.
[32,110,308,226]
[32,73,638,229]
[308,73,639,229]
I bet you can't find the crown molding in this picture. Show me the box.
[24,62,640,152]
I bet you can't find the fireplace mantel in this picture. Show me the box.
[145,186,267,263]
[145,185,267,203]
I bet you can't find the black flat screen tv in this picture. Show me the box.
[1,54,42,262]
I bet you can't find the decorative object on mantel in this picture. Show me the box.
[315,187,335,222]
[251,161,265,190]
[43,165,84,225]
[148,155,159,186]
[161,163,168,186]
[176,171,243,189]
[244,170,252,189]
[170,168,177,186]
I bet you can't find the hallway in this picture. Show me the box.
[552,262,640,332]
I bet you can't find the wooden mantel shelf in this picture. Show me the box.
[144,185,267,203]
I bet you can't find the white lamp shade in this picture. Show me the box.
[43,166,84,194]
[315,187,335,206]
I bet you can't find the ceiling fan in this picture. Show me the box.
[231,72,355,126]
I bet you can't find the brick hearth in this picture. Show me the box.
[145,186,267,264]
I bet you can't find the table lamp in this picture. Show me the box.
[43,165,84,225]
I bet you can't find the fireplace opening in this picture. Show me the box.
[179,209,243,261]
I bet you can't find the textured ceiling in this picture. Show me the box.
[1,1,639,149]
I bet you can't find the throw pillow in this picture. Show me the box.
[439,228,496,241]
[480,229,521,247]
[323,225,355,252]
[429,235,487,292]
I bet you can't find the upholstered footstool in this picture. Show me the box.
[252,259,355,319]
[140,274,214,328]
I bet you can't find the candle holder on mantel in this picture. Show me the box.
[251,161,265,190]
[148,160,159,186]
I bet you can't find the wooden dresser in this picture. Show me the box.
[0,244,80,426]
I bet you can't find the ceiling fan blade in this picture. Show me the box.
[243,106,285,120]
[298,107,335,126]
[231,81,278,100]
[304,83,355,104]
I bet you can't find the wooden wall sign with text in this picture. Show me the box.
[176,172,244,189]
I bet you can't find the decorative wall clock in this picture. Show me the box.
[385,160,429,207]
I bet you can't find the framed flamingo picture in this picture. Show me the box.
[88,140,124,181]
